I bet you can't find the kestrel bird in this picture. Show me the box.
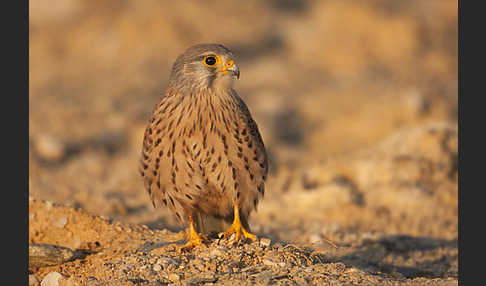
[140,43,268,250]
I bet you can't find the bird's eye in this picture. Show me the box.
[203,55,219,67]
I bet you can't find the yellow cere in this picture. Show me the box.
[221,60,234,74]
[225,60,234,69]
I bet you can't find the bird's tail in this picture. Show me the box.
[193,210,250,237]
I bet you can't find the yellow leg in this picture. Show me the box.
[178,216,206,253]
[220,204,257,242]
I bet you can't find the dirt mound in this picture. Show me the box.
[29,123,457,285]
[29,197,456,286]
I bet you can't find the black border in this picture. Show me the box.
[7,0,29,284]
[458,0,480,284]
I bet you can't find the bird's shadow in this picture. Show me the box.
[312,234,458,279]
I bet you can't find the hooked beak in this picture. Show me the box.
[221,60,240,79]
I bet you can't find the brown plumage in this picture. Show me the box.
[140,43,268,249]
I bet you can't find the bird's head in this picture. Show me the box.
[168,43,240,91]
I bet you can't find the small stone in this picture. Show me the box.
[29,275,39,285]
[255,271,272,284]
[35,135,65,162]
[262,259,276,266]
[294,277,308,286]
[73,237,82,249]
[53,217,68,228]
[99,215,110,221]
[309,233,321,244]
[153,264,162,272]
[29,243,75,268]
[157,257,178,266]
[168,273,180,282]
[209,248,224,257]
[41,272,63,286]
[259,238,271,247]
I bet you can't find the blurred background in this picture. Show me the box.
[29,0,457,246]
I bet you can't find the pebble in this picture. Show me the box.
[29,275,39,285]
[157,257,178,266]
[187,276,218,284]
[40,272,63,286]
[168,273,180,282]
[262,259,276,266]
[29,244,75,268]
[361,232,378,242]
[99,215,112,222]
[209,248,224,257]
[259,238,271,247]
[53,217,68,228]
[153,264,162,272]
[73,237,82,249]
[35,135,65,162]
[309,233,322,244]
[255,271,272,284]
[294,277,308,286]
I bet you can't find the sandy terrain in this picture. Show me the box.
[29,1,458,285]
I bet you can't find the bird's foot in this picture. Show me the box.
[219,225,257,243]
[177,237,206,253]
[177,219,207,253]
[218,215,257,243]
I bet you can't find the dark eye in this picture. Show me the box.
[205,56,217,66]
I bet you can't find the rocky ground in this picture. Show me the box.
[29,1,458,285]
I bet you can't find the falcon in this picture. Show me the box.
[140,43,268,251]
